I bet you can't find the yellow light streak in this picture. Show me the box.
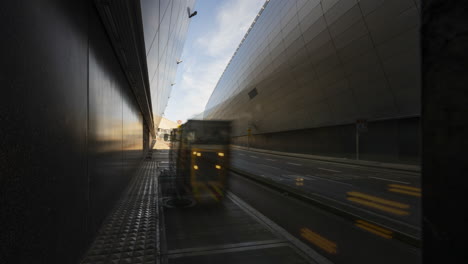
[209,182,224,196]
[193,165,199,170]
[300,228,337,254]
[201,183,218,201]
[197,153,201,156]
[355,220,392,235]
[193,151,197,155]
[388,188,421,197]
[347,192,409,209]
[355,220,393,239]
[215,165,221,169]
[347,197,410,215]
[356,224,392,239]
[218,152,225,157]
[388,184,421,192]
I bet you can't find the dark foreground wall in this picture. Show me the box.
[233,117,419,164]
[422,0,468,262]
[0,1,145,263]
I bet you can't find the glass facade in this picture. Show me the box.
[205,0,420,137]
[141,0,196,130]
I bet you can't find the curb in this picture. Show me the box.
[231,145,420,174]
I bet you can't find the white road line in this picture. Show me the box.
[282,175,316,180]
[305,175,352,186]
[250,155,258,158]
[318,167,341,173]
[286,162,302,166]
[265,158,276,161]
[259,164,280,170]
[369,176,411,184]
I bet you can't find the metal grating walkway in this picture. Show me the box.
[81,158,159,264]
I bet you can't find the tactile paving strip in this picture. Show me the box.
[81,159,158,264]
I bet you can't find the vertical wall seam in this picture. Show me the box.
[86,0,90,242]
[356,1,402,115]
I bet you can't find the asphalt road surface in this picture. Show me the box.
[230,149,421,238]
[228,170,421,264]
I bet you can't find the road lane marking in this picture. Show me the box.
[300,228,337,254]
[346,191,410,216]
[306,175,352,186]
[369,176,410,184]
[287,162,302,166]
[355,220,393,239]
[260,164,280,170]
[250,155,258,158]
[265,158,276,161]
[227,192,334,264]
[318,168,341,173]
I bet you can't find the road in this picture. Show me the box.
[228,171,420,264]
[230,148,421,238]
[156,147,422,263]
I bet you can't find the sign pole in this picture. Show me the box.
[247,128,252,150]
[356,128,359,160]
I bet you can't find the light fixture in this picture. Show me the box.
[189,10,197,18]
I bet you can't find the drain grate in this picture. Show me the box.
[163,197,196,208]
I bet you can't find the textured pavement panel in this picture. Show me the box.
[81,159,159,264]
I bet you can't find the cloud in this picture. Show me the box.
[164,0,265,123]
[198,0,262,57]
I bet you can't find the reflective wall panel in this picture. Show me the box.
[204,0,420,163]
[0,1,145,263]
[88,8,144,236]
[141,0,196,129]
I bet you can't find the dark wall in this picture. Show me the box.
[0,1,144,263]
[88,9,144,236]
[232,117,420,164]
[422,0,468,262]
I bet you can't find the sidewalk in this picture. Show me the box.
[81,158,159,264]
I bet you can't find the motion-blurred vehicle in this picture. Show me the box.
[169,120,231,203]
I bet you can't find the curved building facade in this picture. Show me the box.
[205,0,420,164]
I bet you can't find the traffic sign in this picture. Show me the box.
[356,119,368,132]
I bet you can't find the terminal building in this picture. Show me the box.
[204,0,420,164]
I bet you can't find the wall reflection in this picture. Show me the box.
[88,9,144,236]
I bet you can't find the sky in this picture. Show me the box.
[163,0,265,123]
